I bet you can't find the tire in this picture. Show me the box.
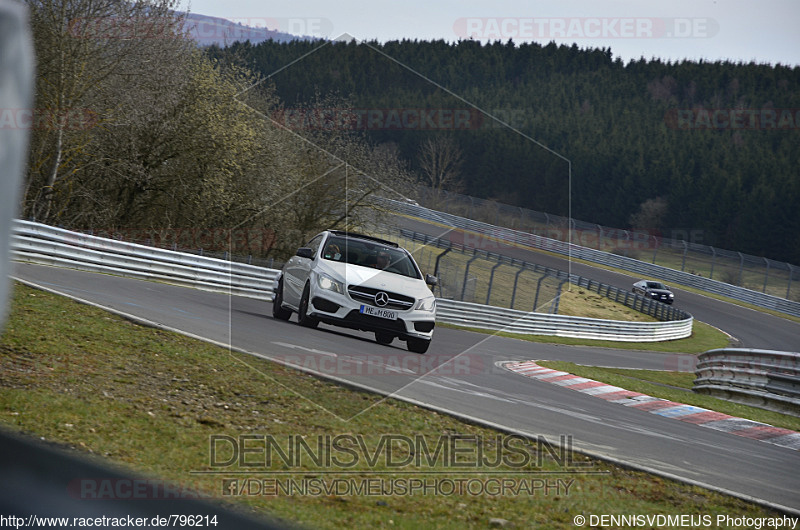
[407,338,430,354]
[375,332,394,345]
[297,284,318,328]
[272,278,292,321]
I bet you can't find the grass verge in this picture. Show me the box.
[0,282,787,528]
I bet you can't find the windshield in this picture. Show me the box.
[646,281,667,289]
[322,236,421,279]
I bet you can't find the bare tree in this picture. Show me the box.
[629,197,669,232]
[417,135,463,204]
[23,0,188,223]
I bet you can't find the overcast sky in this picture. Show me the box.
[181,0,800,66]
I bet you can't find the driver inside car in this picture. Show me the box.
[324,243,342,261]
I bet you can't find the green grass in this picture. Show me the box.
[0,282,786,528]
[536,361,800,433]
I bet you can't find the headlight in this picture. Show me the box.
[669,293,674,298]
[414,296,436,312]
[317,273,343,294]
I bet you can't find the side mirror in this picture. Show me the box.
[425,274,438,286]
[296,247,314,259]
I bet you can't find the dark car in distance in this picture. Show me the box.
[632,280,674,304]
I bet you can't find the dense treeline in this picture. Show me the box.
[208,39,800,263]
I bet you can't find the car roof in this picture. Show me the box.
[327,230,399,248]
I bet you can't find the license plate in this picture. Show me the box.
[360,305,397,320]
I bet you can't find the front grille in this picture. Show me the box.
[347,285,415,310]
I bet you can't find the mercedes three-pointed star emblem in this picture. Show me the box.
[374,291,389,307]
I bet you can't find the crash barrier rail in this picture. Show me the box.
[406,187,800,301]
[399,229,692,324]
[437,299,692,342]
[12,220,692,341]
[11,220,277,301]
[694,349,800,416]
[379,198,800,319]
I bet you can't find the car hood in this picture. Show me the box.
[648,289,672,295]
[317,260,432,297]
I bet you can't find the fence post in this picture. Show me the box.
[681,240,688,271]
[510,264,527,310]
[709,247,716,280]
[486,260,503,305]
[651,235,658,264]
[763,257,770,293]
[533,274,549,312]
[788,264,795,300]
[551,279,569,314]
[596,224,603,251]
[433,247,452,298]
[461,251,480,301]
[737,252,744,287]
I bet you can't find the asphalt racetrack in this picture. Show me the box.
[12,258,800,514]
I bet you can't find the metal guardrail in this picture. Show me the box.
[437,299,692,342]
[400,229,692,324]
[11,219,692,341]
[381,198,800,318]
[11,220,277,301]
[694,348,800,416]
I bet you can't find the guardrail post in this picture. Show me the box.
[763,257,770,293]
[788,264,795,299]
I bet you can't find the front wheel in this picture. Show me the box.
[272,278,292,321]
[297,284,318,328]
[406,338,430,354]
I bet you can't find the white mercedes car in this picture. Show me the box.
[272,231,438,353]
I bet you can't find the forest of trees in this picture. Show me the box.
[207,38,800,263]
[23,2,800,263]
